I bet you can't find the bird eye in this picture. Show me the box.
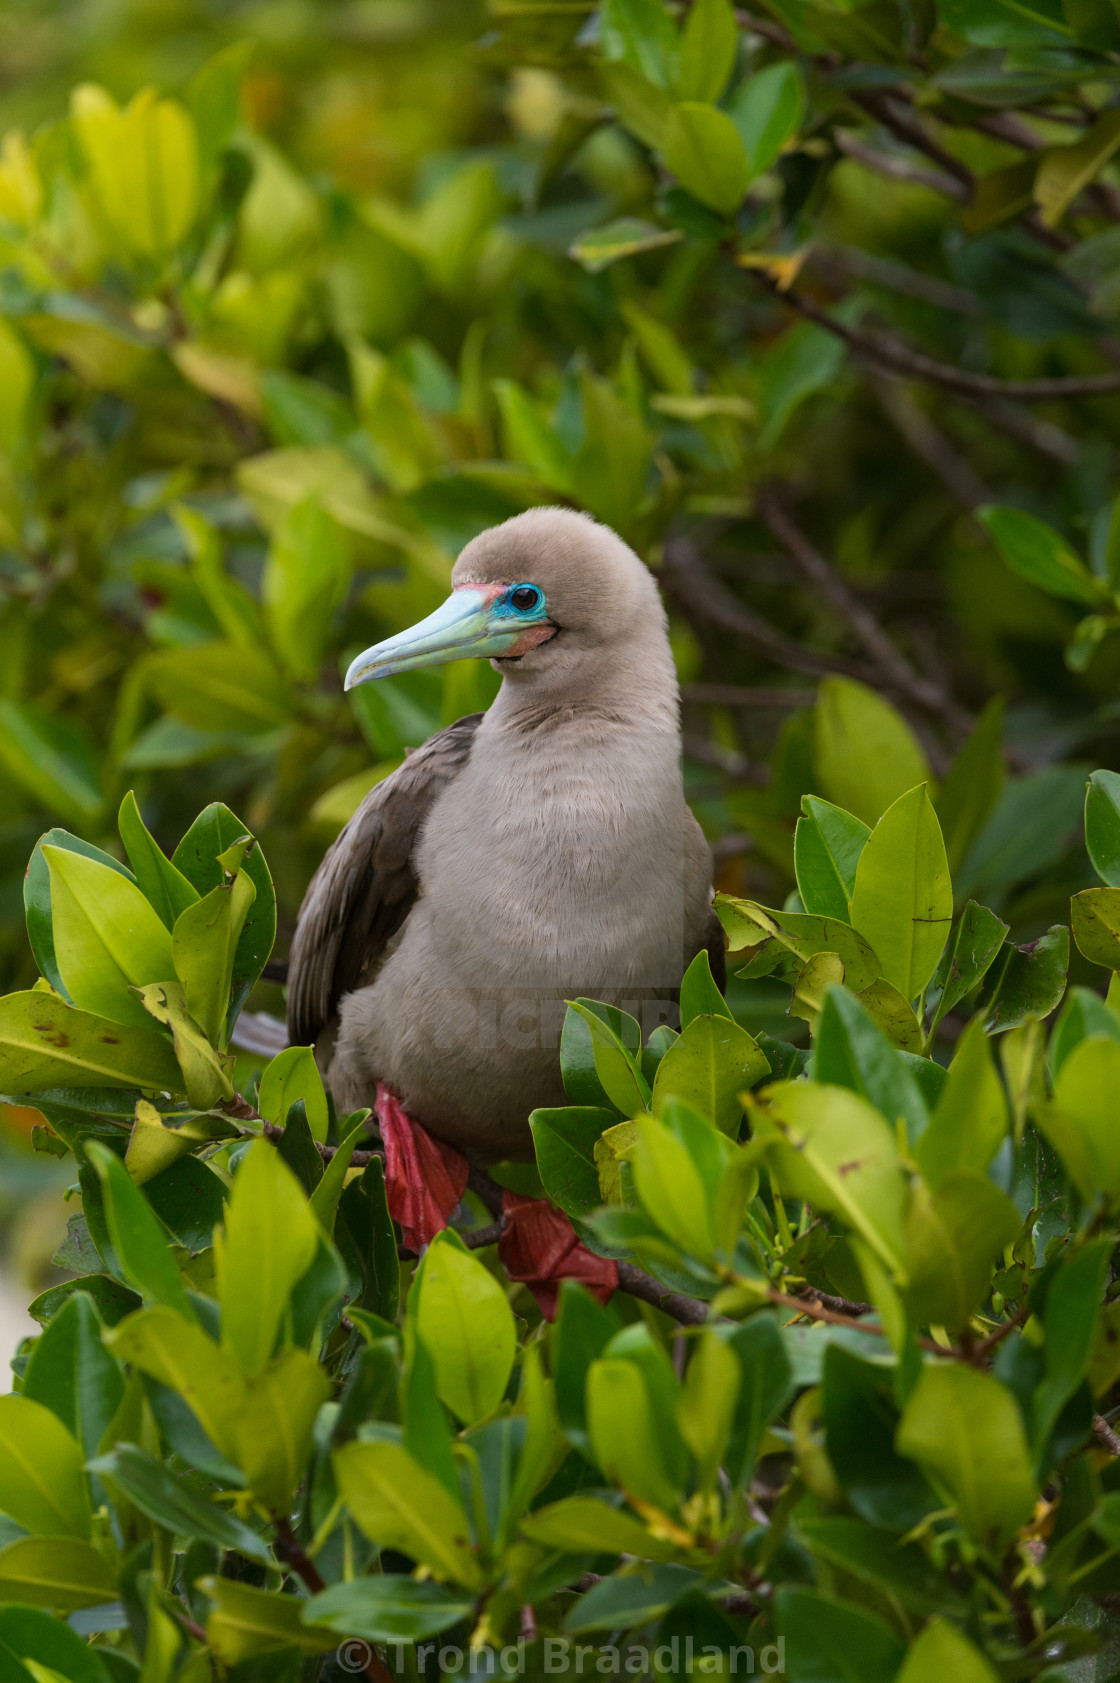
[509,584,541,612]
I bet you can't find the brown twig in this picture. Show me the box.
[832,130,968,201]
[661,534,873,682]
[755,487,973,740]
[273,1516,393,1683]
[617,1262,711,1325]
[683,683,817,708]
[869,374,993,512]
[766,280,1120,400]
[1094,1414,1120,1456]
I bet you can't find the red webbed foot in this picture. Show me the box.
[499,1190,618,1319]
[375,1084,469,1251]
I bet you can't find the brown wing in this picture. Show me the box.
[286,714,482,1045]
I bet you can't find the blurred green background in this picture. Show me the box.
[1,0,1119,1299]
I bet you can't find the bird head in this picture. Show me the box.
[345,508,664,693]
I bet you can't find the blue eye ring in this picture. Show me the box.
[507,583,544,614]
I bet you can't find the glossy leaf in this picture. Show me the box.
[0,991,182,1094]
[896,1363,1036,1543]
[24,831,135,1002]
[794,795,869,921]
[979,505,1102,605]
[849,786,952,1003]
[728,61,804,178]
[567,1000,650,1117]
[170,804,275,1034]
[904,1174,1020,1332]
[663,104,749,216]
[651,1013,769,1134]
[0,1538,115,1612]
[106,1306,245,1459]
[935,698,1006,875]
[117,792,199,930]
[21,1292,123,1457]
[89,1443,270,1561]
[215,1139,320,1377]
[1071,886,1120,969]
[306,1578,474,1644]
[930,901,1009,1031]
[257,1043,329,1143]
[676,0,738,103]
[333,1439,482,1587]
[913,1018,1008,1189]
[1086,768,1120,887]
[414,1230,516,1424]
[981,925,1070,1032]
[531,1106,615,1218]
[813,677,930,827]
[679,948,734,1027]
[43,845,175,1030]
[0,1396,91,1539]
[814,986,927,1144]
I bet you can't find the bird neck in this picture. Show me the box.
[487,625,681,738]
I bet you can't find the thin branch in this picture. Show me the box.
[818,245,983,317]
[832,130,968,201]
[1094,1414,1120,1456]
[273,1516,394,1683]
[975,397,1080,467]
[869,374,993,511]
[755,487,973,739]
[683,682,817,708]
[661,534,872,682]
[850,90,975,192]
[766,280,1120,400]
[617,1261,710,1325]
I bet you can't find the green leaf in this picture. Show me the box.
[86,1140,194,1316]
[813,677,931,827]
[215,1139,320,1377]
[0,1396,91,1539]
[233,1347,331,1511]
[0,1537,116,1612]
[1071,886,1120,969]
[798,1520,967,1621]
[727,62,804,178]
[913,1017,1008,1188]
[849,786,953,1003]
[142,641,291,734]
[894,1618,1000,1683]
[24,831,136,1002]
[775,1589,904,1683]
[337,1156,400,1320]
[679,948,734,1027]
[757,321,846,451]
[631,1099,739,1260]
[170,803,276,1034]
[262,498,351,682]
[414,1229,516,1424]
[305,1578,475,1644]
[1050,984,1120,1075]
[822,1346,937,1531]
[567,1000,650,1116]
[0,700,103,828]
[1040,1034,1120,1199]
[896,1363,1036,1543]
[722,1314,792,1484]
[21,1291,123,1457]
[309,1116,368,1232]
[721,898,885,991]
[200,1577,337,1665]
[0,1605,115,1683]
[935,698,1006,876]
[587,1355,686,1512]
[134,979,235,1109]
[117,793,199,930]
[565,1564,709,1632]
[854,976,924,1052]
[552,1282,620,1452]
[677,1329,739,1492]
[599,0,679,88]
[171,865,256,1046]
[814,986,928,1144]
[930,901,1010,1032]
[520,1495,675,1558]
[981,926,1070,1033]
[676,0,738,102]
[1033,1238,1113,1454]
[940,0,1071,46]
[333,1439,482,1587]
[1036,108,1120,227]
[258,1045,329,1144]
[42,845,175,1030]
[569,218,682,275]
[794,796,869,921]
[663,103,749,216]
[904,1173,1020,1332]
[747,1081,907,1278]
[978,505,1102,606]
[0,991,182,1093]
[88,1444,270,1561]
[105,1306,245,1460]
[1086,768,1120,887]
[651,1014,769,1134]
[531,1106,615,1217]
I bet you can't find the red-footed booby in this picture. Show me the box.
[287,508,722,1168]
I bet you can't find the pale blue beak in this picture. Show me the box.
[345,587,547,688]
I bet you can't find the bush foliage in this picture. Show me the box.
[4,0,1120,1679]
